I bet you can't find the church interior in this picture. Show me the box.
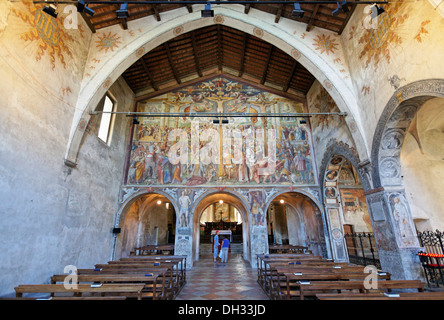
[1,0,444,301]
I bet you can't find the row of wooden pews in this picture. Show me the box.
[268,244,309,254]
[13,253,186,300]
[131,244,175,256]
[257,253,444,300]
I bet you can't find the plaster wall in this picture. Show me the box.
[401,98,444,231]
[340,1,444,147]
[0,3,133,296]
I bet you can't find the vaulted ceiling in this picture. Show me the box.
[80,1,356,99]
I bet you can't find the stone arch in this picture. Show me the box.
[64,5,368,167]
[264,190,328,258]
[112,189,180,259]
[371,79,444,189]
[191,188,251,264]
[365,79,444,280]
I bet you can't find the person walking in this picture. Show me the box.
[220,236,230,263]
[213,231,220,262]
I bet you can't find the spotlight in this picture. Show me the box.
[116,2,130,19]
[133,117,139,125]
[370,4,385,19]
[219,200,223,204]
[332,1,349,17]
[291,3,305,19]
[280,199,285,204]
[43,2,58,18]
[157,200,162,205]
[201,3,214,18]
[77,0,95,16]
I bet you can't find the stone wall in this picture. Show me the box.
[0,3,133,296]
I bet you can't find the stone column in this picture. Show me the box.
[365,186,424,280]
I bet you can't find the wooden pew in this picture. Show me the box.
[258,257,348,296]
[50,272,167,300]
[76,267,176,299]
[265,265,372,299]
[132,245,175,256]
[316,291,444,300]
[297,279,425,300]
[268,244,309,254]
[93,262,181,298]
[14,283,146,300]
[279,271,392,300]
[119,256,187,287]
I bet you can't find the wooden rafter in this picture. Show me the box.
[140,58,158,91]
[261,45,274,85]
[306,4,320,31]
[190,31,203,77]
[164,42,181,84]
[238,33,248,77]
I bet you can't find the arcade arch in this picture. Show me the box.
[113,191,178,259]
[266,191,326,257]
[192,191,251,263]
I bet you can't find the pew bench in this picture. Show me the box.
[297,279,425,300]
[279,271,392,300]
[50,272,167,300]
[316,291,444,300]
[14,283,146,300]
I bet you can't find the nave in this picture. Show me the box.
[176,253,268,300]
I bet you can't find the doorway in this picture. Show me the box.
[192,192,250,263]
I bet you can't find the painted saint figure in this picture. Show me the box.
[178,190,192,228]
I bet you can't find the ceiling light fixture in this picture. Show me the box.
[201,3,214,17]
[291,3,305,18]
[77,0,95,16]
[43,1,58,18]
[116,2,130,19]
[332,1,349,16]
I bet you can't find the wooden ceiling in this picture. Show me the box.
[80,1,356,99]
[83,1,355,34]
[121,24,316,99]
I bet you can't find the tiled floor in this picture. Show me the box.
[176,253,269,300]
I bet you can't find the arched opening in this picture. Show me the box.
[266,192,326,257]
[199,201,243,251]
[192,192,250,263]
[400,97,444,232]
[118,193,177,258]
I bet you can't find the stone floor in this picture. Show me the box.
[175,253,269,300]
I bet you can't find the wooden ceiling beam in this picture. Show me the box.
[140,58,159,91]
[238,33,248,77]
[190,31,203,77]
[217,24,223,71]
[164,42,181,85]
[306,4,319,32]
[275,3,285,23]
[283,60,298,92]
[260,45,273,85]
[80,12,96,33]
[153,4,161,21]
